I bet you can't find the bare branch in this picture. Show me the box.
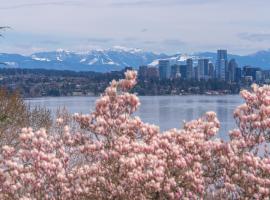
[0,26,10,37]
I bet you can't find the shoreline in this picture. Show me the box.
[24,93,240,100]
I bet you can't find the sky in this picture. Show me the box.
[0,0,270,55]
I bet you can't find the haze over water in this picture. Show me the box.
[27,95,244,140]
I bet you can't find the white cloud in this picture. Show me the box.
[0,0,270,54]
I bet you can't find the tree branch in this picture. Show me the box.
[0,26,10,37]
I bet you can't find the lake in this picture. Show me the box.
[26,95,244,140]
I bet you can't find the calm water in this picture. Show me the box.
[26,95,243,140]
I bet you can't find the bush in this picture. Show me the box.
[0,71,269,199]
[0,88,52,147]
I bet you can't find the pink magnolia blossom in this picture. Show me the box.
[0,71,269,199]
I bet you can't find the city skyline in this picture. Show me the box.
[0,0,270,55]
[155,49,264,83]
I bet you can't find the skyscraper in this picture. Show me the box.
[180,65,187,79]
[216,49,228,80]
[228,59,238,82]
[217,49,228,61]
[256,71,263,82]
[235,67,242,82]
[171,64,180,79]
[198,59,209,80]
[194,66,198,80]
[138,65,148,79]
[186,58,193,79]
[208,62,215,79]
[147,67,159,78]
[159,60,171,79]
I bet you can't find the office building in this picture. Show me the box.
[256,71,263,82]
[198,59,209,80]
[159,60,171,79]
[171,65,180,79]
[235,67,242,82]
[228,59,238,82]
[147,67,159,78]
[208,62,215,79]
[216,49,228,80]
[217,49,228,61]
[180,65,187,79]
[216,59,226,80]
[194,66,198,80]
[138,66,148,79]
[186,58,193,79]
[243,66,261,81]
[263,70,270,82]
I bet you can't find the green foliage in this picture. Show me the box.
[0,88,52,147]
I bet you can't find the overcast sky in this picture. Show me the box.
[0,0,270,55]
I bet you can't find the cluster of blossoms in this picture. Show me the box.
[0,70,270,199]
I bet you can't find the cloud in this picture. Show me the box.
[111,0,155,7]
[86,37,115,43]
[142,39,186,46]
[111,0,219,7]
[143,40,155,44]
[238,32,270,42]
[123,37,138,42]
[0,1,82,10]
[0,43,48,55]
[39,40,61,45]
[162,39,186,46]
[141,28,148,33]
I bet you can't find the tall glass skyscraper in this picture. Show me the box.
[186,58,193,79]
[198,59,209,80]
[228,59,238,82]
[216,49,228,80]
[159,60,171,79]
[217,49,228,61]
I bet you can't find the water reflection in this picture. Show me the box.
[26,95,243,140]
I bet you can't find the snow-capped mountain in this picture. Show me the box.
[1,48,270,72]
[0,47,167,72]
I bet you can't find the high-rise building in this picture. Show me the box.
[228,59,238,82]
[159,60,171,79]
[171,64,180,79]
[198,59,209,80]
[198,59,205,80]
[180,65,187,79]
[256,71,263,82]
[208,62,215,79]
[217,49,228,61]
[194,66,198,80]
[243,66,261,81]
[235,67,242,82]
[218,59,226,80]
[216,49,228,80]
[263,70,270,82]
[186,58,193,79]
[138,65,148,79]
[147,67,159,79]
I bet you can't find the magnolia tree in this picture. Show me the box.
[0,71,270,199]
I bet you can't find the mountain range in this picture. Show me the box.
[1,46,270,72]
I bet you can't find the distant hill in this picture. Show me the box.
[1,47,270,72]
[0,47,167,72]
